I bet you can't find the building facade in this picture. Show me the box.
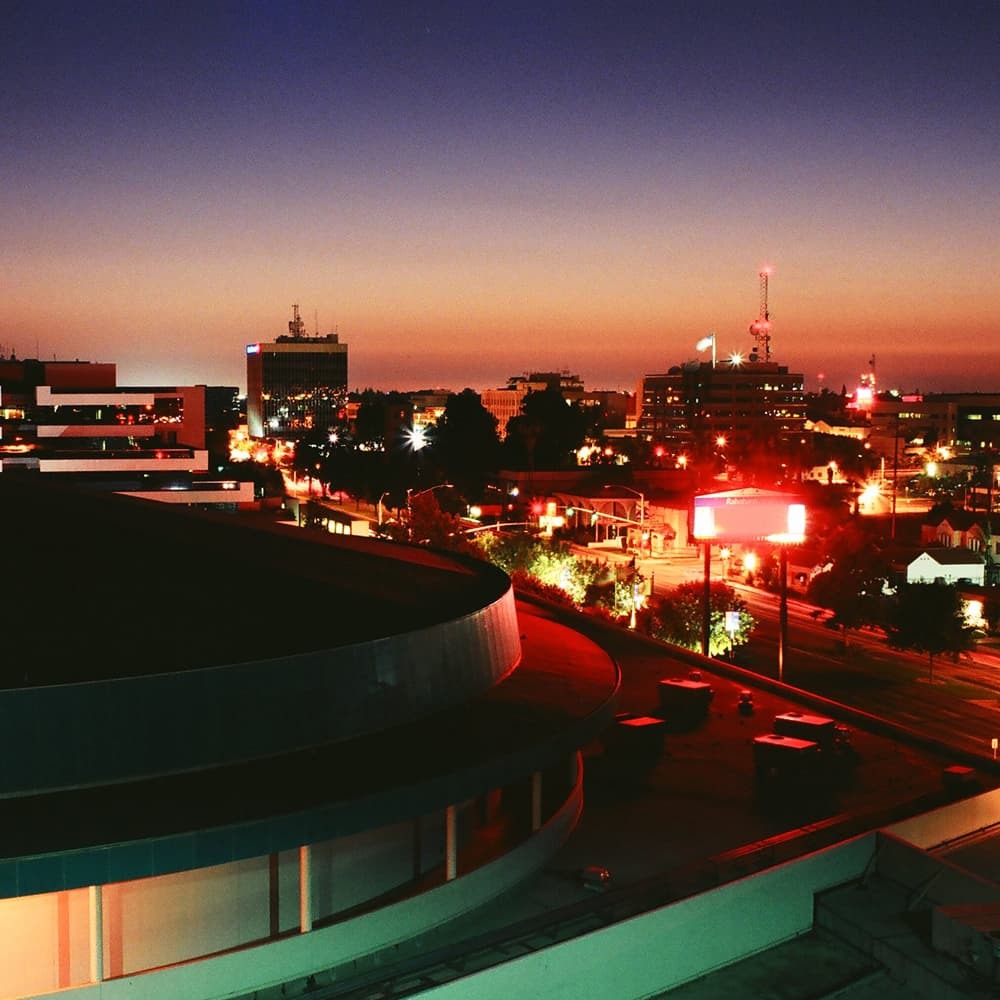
[246,306,348,439]
[869,392,1000,456]
[0,359,250,506]
[638,359,806,457]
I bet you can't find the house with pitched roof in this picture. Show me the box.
[920,505,997,558]
[906,547,986,586]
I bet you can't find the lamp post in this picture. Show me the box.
[603,484,645,549]
[377,490,390,526]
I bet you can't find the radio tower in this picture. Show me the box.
[288,304,306,338]
[748,269,772,362]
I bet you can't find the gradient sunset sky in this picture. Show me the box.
[2,2,997,395]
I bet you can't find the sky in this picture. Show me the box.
[2,1,997,396]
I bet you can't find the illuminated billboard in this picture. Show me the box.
[693,489,806,544]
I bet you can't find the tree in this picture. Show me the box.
[389,492,479,556]
[289,428,329,493]
[886,581,976,682]
[652,581,754,657]
[804,516,889,646]
[476,532,610,606]
[503,388,588,470]
[807,537,890,646]
[434,389,500,497]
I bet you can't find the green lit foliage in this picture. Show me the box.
[652,581,755,656]
[477,532,611,606]
[886,581,977,682]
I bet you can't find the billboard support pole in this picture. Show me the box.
[778,546,789,682]
[702,541,712,656]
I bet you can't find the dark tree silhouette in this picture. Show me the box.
[504,387,588,470]
[434,389,500,497]
[886,581,976,682]
[807,526,890,647]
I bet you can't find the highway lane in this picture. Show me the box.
[608,547,1000,761]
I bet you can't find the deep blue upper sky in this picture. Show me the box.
[3,2,997,393]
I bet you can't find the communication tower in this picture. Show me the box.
[288,303,306,338]
[748,269,772,362]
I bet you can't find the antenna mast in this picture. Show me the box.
[288,304,306,337]
[748,269,772,362]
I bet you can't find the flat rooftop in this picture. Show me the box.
[2,477,509,682]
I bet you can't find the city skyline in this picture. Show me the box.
[3,2,997,395]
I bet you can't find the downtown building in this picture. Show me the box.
[868,392,1000,456]
[0,355,246,505]
[481,371,629,440]
[246,305,348,439]
[637,358,806,459]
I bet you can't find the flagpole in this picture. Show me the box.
[696,332,717,368]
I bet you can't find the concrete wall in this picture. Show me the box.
[414,834,877,1000]
[887,787,1000,851]
[873,834,1000,906]
[0,587,520,797]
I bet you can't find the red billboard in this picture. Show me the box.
[693,489,806,543]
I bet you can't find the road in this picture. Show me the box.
[582,544,1000,761]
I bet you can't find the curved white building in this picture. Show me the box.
[0,479,618,1000]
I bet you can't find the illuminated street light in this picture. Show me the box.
[404,426,429,451]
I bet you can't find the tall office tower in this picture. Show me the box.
[637,358,806,457]
[246,305,348,439]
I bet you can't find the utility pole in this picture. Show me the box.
[890,411,900,540]
[701,542,712,656]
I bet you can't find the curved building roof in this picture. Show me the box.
[1,477,512,681]
[0,478,619,896]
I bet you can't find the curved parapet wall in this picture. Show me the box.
[0,478,523,796]
[0,586,520,796]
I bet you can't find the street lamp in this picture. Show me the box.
[377,490,390,526]
[603,484,645,544]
